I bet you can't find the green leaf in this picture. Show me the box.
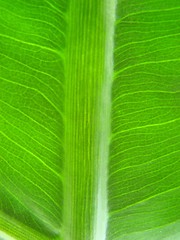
[108,1,180,239]
[0,0,179,240]
[0,0,66,239]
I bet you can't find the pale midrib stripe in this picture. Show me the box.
[0,231,15,240]
[63,1,107,239]
[93,1,117,240]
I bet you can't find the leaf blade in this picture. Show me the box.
[108,0,180,239]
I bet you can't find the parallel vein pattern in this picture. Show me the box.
[0,0,67,238]
[64,1,106,239]
[108,0,180,239]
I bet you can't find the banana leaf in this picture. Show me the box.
[0,0,179,239]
